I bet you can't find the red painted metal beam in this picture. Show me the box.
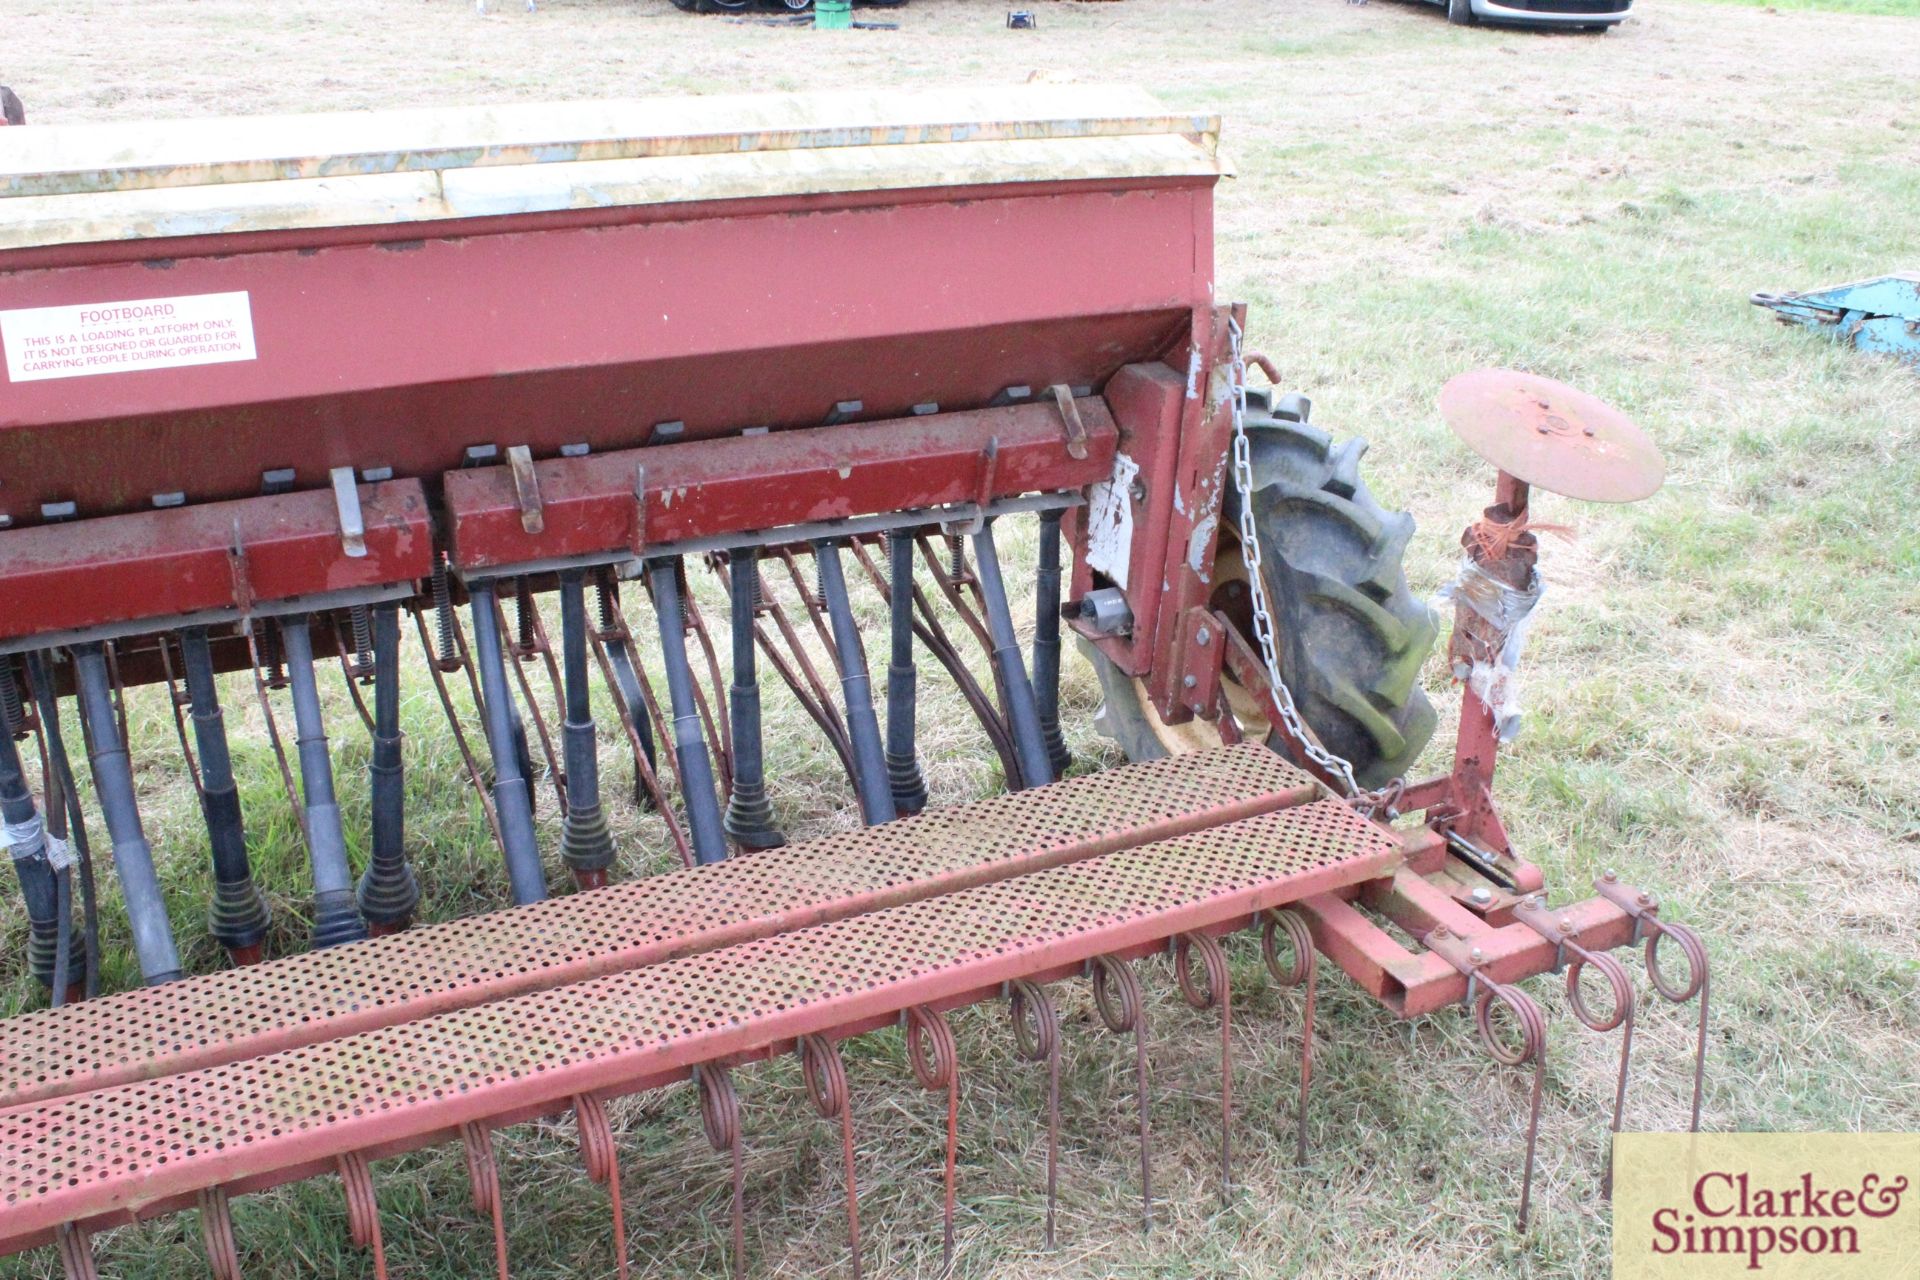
[444,398,1117,573]
[1085,359,1189,676]
[1145,306,1236,723]
[0,478,431,642]
[1294,871,1641,1018]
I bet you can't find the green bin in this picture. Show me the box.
[815,0,852,28]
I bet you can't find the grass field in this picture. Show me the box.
[3,0,1918,1276]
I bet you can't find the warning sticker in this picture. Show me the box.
[1,291,256,383]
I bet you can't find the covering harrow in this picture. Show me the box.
[0,87,1708,1274]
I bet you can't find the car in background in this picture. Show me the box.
[1438,0,1629,32]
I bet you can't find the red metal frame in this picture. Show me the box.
[0,477,432,642]
[445,398,1116,573]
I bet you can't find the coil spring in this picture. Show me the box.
[431,555,458,668]
[262,628,287,688]
[348,605,375,679]
[336,1151,382,1252]
[514,579,536,654]
[573,1093,617,1185]
[197,1187,242,1280]
[1646,920,1708,1003]
[799,1034,850,1119]
[696,1065,742,1153]
[947,533,965,581]
[1565,944,1635,1033]
[461,1122,500,1216]
[1092,954,1144,1033]
[595,568,619,633]
[1174,932,1231,1011]
[1473,981,1548,1068]
[0,666,25,740]
[1261,909,1315,988]
[906,1006,957,1092]
[1008,979,1059,1064]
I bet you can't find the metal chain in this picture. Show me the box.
[1225,317,1363,798]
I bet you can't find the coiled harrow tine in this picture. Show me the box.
[572,1092,630,1280]
[462,1121,510,1280]
[905,1005,960,1277]
[1488,981,1550,1231]
[336,1151,388,1280]
[1091,953,1153,1232]
[1007,979,1061,1249]
[1261,908,1318,1165]
[1595,875,1711,1132]
[1175,931,1234,1205]
[1422,919,1551,1228]
[197,1186,242,1280]
[696,1065,748,1280]
[1648,919,1709,1132]
[798,1034,863,1280]
[1515,894,1639,1196]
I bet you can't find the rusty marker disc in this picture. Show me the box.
[1439,368,1665,503]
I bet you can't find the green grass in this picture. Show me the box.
[3,0,1920,1277]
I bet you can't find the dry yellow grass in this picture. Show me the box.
[3,0,1919,1276]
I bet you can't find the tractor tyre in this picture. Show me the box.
[1447,0,1478,24]
[1085,390,1438,789]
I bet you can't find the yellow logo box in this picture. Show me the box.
[1613,1134,1918,1278]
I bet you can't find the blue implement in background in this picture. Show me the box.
[1752,273,1920,364]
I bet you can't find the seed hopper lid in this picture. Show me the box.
[0,85,1226,252]
[1439,368,1665,503]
